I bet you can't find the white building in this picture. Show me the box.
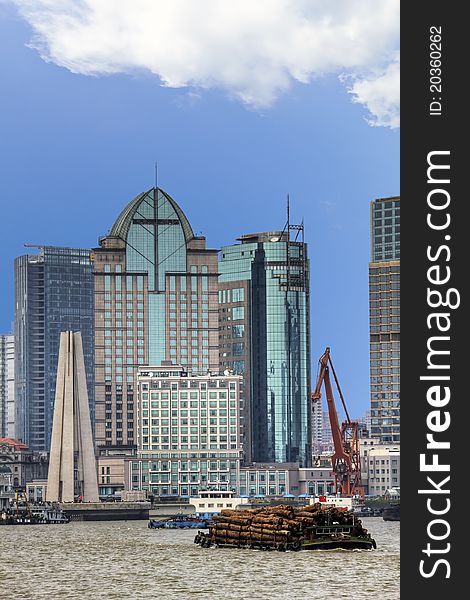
[366,444,400,496]
[0,334,15,439]
[321,410,334,453]
[128,364,243,497]
[311,397,323,455]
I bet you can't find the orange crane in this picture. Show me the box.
[311,347,364,498]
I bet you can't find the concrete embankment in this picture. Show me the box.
[60,501,151,521]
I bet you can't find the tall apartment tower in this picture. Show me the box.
[311,397,323,456]
[369,197,400,443]
[93,187,219,449]
[0,334,15,438]
[219,231,311,466]
[14,247,94,451]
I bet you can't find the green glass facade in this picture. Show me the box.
[94,187,219,448]
[219,232,311,466]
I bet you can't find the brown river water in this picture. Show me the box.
[0,518,399,600]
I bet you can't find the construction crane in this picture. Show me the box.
[311,347,364,498]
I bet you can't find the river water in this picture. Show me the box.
[0,518,399,600]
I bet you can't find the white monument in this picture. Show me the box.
[46,331,98,502]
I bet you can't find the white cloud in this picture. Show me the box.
[11,0,399,126]
[345,56,400,128]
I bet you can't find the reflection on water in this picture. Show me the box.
[0,518,399,600]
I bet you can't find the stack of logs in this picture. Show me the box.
[194,503,367,551]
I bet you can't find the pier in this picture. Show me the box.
[59,501,151,521]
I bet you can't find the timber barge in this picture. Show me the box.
[194,503,376,551]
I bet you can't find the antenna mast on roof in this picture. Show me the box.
[154,160,159,290]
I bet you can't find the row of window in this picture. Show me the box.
[219,288,245,304]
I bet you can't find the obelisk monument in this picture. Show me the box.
[46,331,99,502]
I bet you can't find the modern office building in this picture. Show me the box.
[369,197,400,443]
[126,364,243,496]
[219,230,311,466]
[93,188,219,448]
[14,247,94,451]
[0,334,15,438]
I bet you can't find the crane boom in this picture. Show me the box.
[312,347,364,497]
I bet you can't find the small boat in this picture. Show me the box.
[1,491,70,525]
[382,505,400,521]
[148,513,213,529]
[301,523,376,550]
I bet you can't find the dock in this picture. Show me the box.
[59,501,151,521]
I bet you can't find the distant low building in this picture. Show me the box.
[97,445,136,497]
[366,444,400,496]
[0,464,14,510]
[0,437,48,489]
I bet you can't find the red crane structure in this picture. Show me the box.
[311,347,364,498]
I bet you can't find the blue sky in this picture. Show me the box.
[0,4,399,419]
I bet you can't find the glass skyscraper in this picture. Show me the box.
[219,231,311,466]
[93,187,219,448]
[369,196,400,443]
[14,247,94,451]
[0,334,15,438]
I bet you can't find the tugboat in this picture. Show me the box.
[301,522,376,550]
[148,513,213,529]
[382,504,400,521]
[0,491,70,525]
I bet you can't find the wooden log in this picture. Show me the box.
[249,520,282,530]
[213,516,252,526]
[296,511,321,519]
[282,518,301,530]
[213,529,242,540]
[211,522,244,532]
[263,509,293,519]
[251,515,284,526]
[247,526,291,537]
[299,503,323,512]
[296,516,319,525]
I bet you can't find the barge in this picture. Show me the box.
[194,502,376,551]
[1,492,69,525]
[149,513,213,529]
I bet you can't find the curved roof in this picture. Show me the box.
[109,187,195,242]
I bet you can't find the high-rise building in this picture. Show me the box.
[127,364,243,496]
[321,410,334,454]
[368,196,400,443]
[219,230,311,466]
[0,334,15,438]
[311,396,323,456]
[93,187,219,448]
[14,247,94,451]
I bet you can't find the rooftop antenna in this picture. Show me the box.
[285,192,292,460]
[154,160,159,290]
